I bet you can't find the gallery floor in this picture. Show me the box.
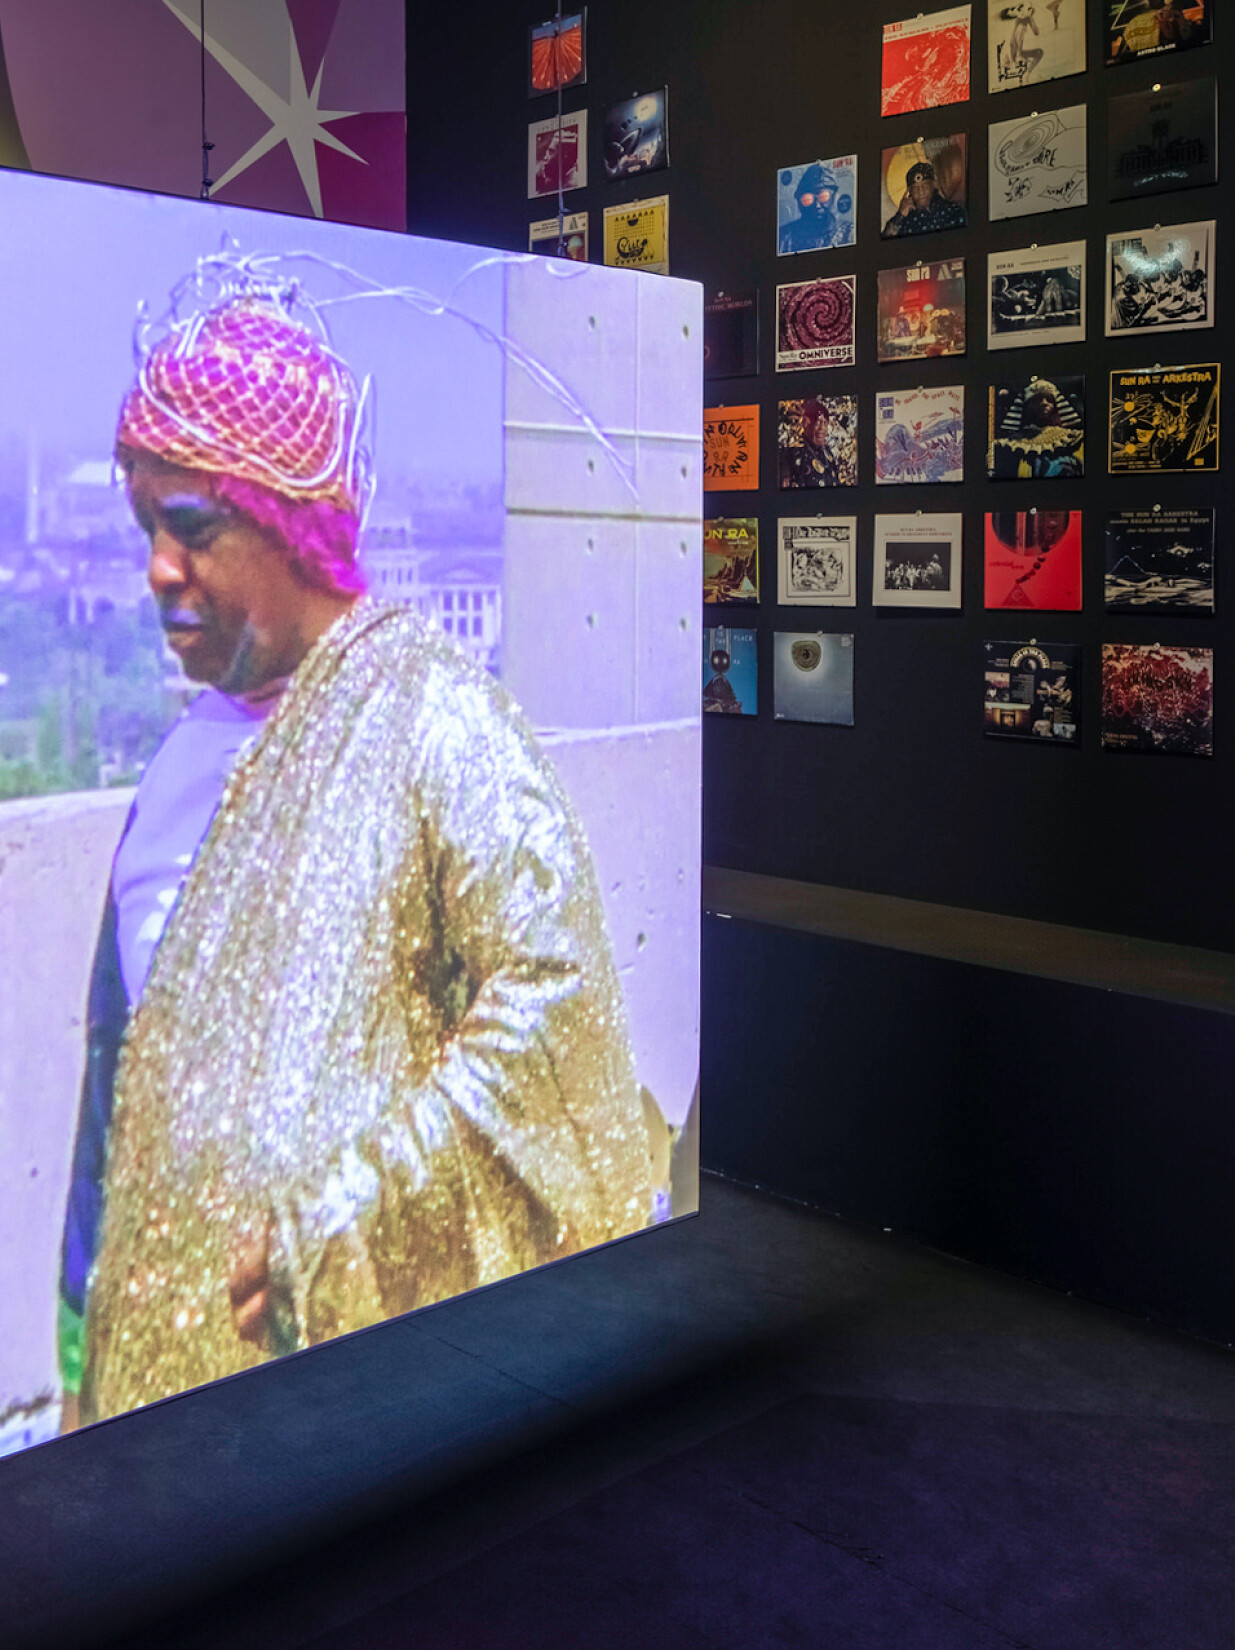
[9,1174,1234,1649]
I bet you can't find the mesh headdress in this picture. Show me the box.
[116,269,371,519]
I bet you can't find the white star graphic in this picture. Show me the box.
[162,1,366,217]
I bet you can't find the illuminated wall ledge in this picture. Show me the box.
[703,866,1235,1018]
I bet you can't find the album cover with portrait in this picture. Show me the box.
[527,109,588,198]
[987,374,1084,479]
[778,397,858,489]
[776,156,857,255]
[880,135,968,240]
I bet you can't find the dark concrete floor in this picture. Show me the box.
[6,1173,1234,1649]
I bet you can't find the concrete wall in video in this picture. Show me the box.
[0,170,702,1454]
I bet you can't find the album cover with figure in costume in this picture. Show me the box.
[987,374,1084,479]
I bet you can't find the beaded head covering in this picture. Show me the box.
[116,273,370,519]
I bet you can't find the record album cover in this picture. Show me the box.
[880,134,968,240]
[777,518,858,606]
[876,384,965,483]
[603,196,669,274]
[873,513,964,606]
[773,632,855,724]
[1106,0,1212,65]
[778,397,858,489]
[776,276,856,370]
[1104,508,1214,612]
[1105,220,1214,337]
[777,157,857,255]
[1102,643,1212,754]
[703,626,758,716]
[704,404,760,491]
[527,110,588,198]
[877,259,967,362]
[988,104,1088,220]
[988,0,1086,93]
[1108,77,1217,200]
[704,291,759,379]
[984,640,1080,742]
[528,211,589,260]
[1108,364,1219,474]
[529,9,586,96]
[984,510,1082,609]
[704,518,760,603]
[603,90,668,181]
[988,241,1085,350]
[987,374,1084,478]
[882,7,972,118]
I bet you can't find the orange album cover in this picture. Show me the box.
[704,405,760,491]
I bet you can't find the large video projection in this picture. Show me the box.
[0,169,702,1456]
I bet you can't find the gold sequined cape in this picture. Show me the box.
[82,599,656,1420]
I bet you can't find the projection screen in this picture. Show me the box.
[0,168,702,1455]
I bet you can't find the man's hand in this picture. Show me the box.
[229,1223,272,1345]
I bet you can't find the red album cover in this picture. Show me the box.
[881,6,972,118]
[984,510,1082,610]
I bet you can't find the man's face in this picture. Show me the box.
[908,170,937,209]
[1025,392,1061,426]
[797,184,834,220]
[128,455,301,693]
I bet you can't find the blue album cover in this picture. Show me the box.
[777,157,857,256]
[603,90,668,181]
[703,626,758,716]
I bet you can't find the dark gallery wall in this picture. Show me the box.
[409,2,1235,1342]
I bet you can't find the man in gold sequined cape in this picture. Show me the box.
[80,596,660,1421]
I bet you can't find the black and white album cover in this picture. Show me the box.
[1104,507,1214,612]
[1108,77,1217,201]
[1105,220,1213,336]
[777,517,858,607]
[988,241,1085,350]
[873,513,963,608]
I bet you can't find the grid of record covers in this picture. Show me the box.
[698,0,1218,758]
[527,10,670,273]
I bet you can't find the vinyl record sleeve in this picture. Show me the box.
[875,384,965,484]
[778,397,858,489]
[704,291,759,379]
[988,0,1086,94]
[602,89,668,181]
[1102,643,1213,755]
[984,640,1081,743]
[988,104,1088,221]
[873,513,964,607]
[1104,508,1214,612]
[528,211,589,260]
[1106,0,1212,66]
[987,374,1084,479]
[984,510,1082,609]
[987,241,1085,350]
[776,156,857,255]
[880,134,968,240]
[704,404,760,491]
[881,7,972,117]
[777,518,858,606]
[703,626,758,716]
[704,517,759,603]
[527,109,588,198]
[1108,77,1217,201]
[529,9,587,96]
[773,632,855,724]
[776,277,856,371]
[876,259,966,362]
[1108,364,1219,474]
[602,195,669,274]
[1105,221,1214,337]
